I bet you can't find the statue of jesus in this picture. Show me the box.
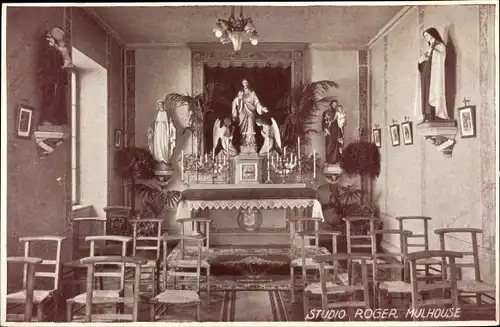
[231,78,268,152]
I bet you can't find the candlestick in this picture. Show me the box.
[297,137,300,158]
[313,150,316,179]
[284,146,286,159]
[205,153,208,162]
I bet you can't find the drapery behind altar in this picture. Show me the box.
[203,64,291,152]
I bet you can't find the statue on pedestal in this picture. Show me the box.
[231,78,268,154]
[148,100,176,165]
[323,100,346,165]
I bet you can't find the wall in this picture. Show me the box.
[369,5,496,283]
[71,7,125,214]
[6,7,71,291]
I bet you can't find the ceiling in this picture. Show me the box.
[90,5,404,47]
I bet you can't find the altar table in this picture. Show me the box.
[175,185,323,246]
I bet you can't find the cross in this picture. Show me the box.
[463,97,471,107]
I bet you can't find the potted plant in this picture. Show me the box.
[276,80,339,148]
[318,182,383,253]
[339,141,381,180]
[165,82,226,155]
[115,146,181,235]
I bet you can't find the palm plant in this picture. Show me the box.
[165,82,226,154]
[276,80,339,148]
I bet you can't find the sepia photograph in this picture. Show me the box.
[1,2,498,326]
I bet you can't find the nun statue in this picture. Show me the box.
[147,100,176,165]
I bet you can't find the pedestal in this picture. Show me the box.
[233,153,263,185]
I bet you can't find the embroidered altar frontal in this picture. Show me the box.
[176,186,323,246]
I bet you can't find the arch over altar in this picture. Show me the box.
[188,42,307,153]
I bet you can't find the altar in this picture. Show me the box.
[176,183,323,246]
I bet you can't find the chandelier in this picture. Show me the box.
[213,6,258,51]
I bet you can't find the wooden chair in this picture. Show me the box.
[104,206,132,237]
[369,229,413,309]
[396,216,442,281]
[149,235,204,322]
[177,217,212,298]
[6,236,65,322]
[405,250,462,321]
[434,228,496,316]
[126,218,163,297]
[310,253,372,321]
[343,216,381,285]
[66,256,147,322]
[288,217,325,303]
[298,230,342,314]
[6,256,43,322]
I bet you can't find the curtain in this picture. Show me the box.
[203,64,291,152]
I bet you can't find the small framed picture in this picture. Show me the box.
[240,163,257,181]
[401,121,413,145]
[458,105,476,138]
[390,124,400,146]
[372,128,381,148]
[114,129,123,148]
[16,105,34,139]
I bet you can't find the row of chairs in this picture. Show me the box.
[289,216,496,321]
[6,211,213,322]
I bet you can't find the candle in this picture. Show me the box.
[212,148,215,161]
[205,153,208,163]
[297,137,300,158]
[284,146,287,159]
[313,150,316,179]
[181,150,184,181]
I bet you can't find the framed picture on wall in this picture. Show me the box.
[401,121,413,145]
[114,129,123,148]
[16,105,34,139]
[390,124,400,146]
[372,128,381,148]
[458,105,476,138]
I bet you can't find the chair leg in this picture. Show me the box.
[196,302,202,322]
[150,304,156,322]
[37,304,43,322]
[53,292,60,322]
[206,267,211,300]
[66,303,72,322]
[290,266,295,303]
[303,294,309,320]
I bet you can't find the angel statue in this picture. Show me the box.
[213,117,238,156]
[256,117,282,156]
[147,100,176,164]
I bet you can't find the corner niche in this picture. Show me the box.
[416,120,458,157]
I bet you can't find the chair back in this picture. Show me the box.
[80,256,147,322]
[369,229,412,282]
[406,250,462,310]
[85,235,132,290]
[434,228,482,281]
[19,236,66,291]
[162,235,204,292]
[178,217,212,257]
[313,253,371,311]
[343,216,378,254]
[289,217,322,248]
[130,219,163,261]
[395,216,432,253]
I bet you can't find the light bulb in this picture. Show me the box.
[251,38,258,46]
[215,30,223,38]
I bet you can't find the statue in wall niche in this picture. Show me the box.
[147,100,177,166]
[37,26,73,128]
[415,27,450,123]
[323,100,346,165]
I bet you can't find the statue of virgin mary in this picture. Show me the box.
[147,100,176,164]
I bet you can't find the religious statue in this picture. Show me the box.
[323,101,346,165]
[147,100,176,164]
[256,117,282,156]
[212,117,238,156]
[37,26,73,127]
[231,78,268,152]
[415,27,449,123]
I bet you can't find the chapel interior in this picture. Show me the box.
[3,3,498,324]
